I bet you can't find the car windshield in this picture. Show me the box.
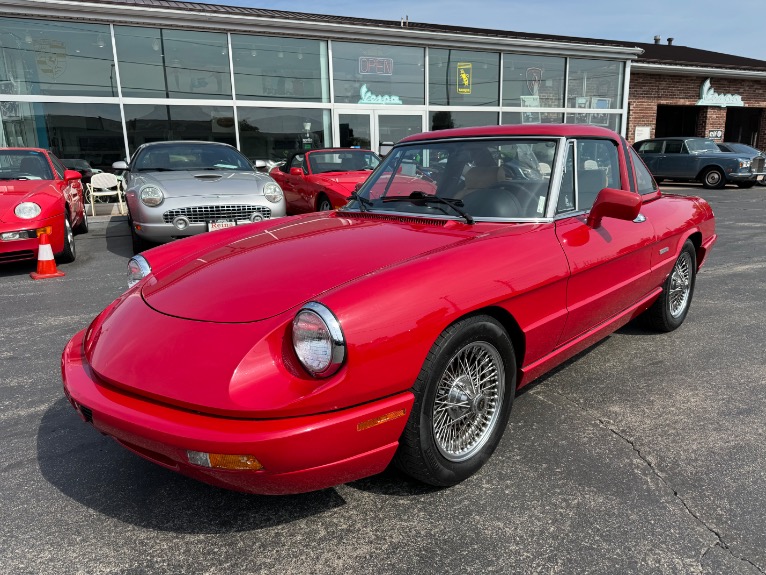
[308,150,380,174]
[346,138,558,220]
[133,144,253,172]
[61,159,91,171]
[0,150,53,181]
[686,139,720,153]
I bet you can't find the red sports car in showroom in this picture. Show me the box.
[61,125,716,495]
[270,148,380,213]
[1,148,87,264]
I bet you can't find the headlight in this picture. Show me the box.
[739,159,751,169]
[292,302,345,378]
[127,255,151,288]
[263,182,283,203]
[14,202,42,219]
[140,185,164,207]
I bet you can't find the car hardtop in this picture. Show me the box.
[128,141,253,172]
[634,137,744,155]
[399,123,622,144]
[279,148,378,174]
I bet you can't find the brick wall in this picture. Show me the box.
[627,72,766,144]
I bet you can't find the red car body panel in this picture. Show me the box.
[0,148,85,263]
[61,125,716,494]
[270,148,378,213]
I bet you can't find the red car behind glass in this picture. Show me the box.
[270,148,380,213]
[62,125,715,495]
[0,148,88,264]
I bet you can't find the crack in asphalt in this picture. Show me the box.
[532,387,766,575]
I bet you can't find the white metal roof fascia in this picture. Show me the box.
[0,0,643,60]
[632,62,766,80]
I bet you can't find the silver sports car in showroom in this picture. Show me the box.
[114,141,286,253]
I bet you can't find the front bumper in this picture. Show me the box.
[0,214,63,263]
[727,171,766,182]
[62,329,413,495]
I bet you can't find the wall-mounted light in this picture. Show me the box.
[297,49,303,60]
[221,46,227,56]
[152,38,161,51]
[251,47,257,57]
[96,34,105,48]
[24,32,32,44]
[278,49,284,58]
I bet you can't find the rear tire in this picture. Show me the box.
[736,182,756,189]
[645,240,696,332]
[701,168,726,189]
[73,209,88,234]
[394,315,516,486]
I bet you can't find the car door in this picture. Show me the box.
[635,139,664,175]
[50,154,83,217]
[276,154,310,213]
[655,139,691,179]
[555,138,657,344]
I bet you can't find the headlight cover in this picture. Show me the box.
[292,302,345,378]
[14,202,42,219]
[127,254,151,288]
[263,182,284,204]
[140,185,164,207]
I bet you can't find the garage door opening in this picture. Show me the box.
[655,105,699,137]
[724,107,763,147]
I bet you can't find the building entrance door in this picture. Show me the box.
[334,110,425,155]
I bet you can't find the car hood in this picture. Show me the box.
[141,213,476,323]
[131,171,273,197]
[0,181,58,222]
[311,171,372,192]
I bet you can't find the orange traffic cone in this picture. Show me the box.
[30,233,65,280]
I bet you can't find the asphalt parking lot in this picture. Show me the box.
[1,184,765,575]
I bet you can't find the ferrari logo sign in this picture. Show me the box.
[457,63,472,94]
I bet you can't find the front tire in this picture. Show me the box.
[56,217,76,263]
[394,315,516,486]
[645,240,696,332]
[317,194,333,212]
[73,208,88,234]
[702,167,726,189]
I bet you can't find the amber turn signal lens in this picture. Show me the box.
[357,409,406,431]
[187,450,263,471]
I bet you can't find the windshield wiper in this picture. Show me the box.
[382,191,474,225]
[348,191,373,212]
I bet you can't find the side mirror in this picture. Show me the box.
[586,188,641,228]
[254,159,267,169]
[289,167,304,176]
[64,169,82,181]
[112,160,129,170]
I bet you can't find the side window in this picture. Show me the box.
[576,139,620,211]
[664,140,683,154]
[629,147,658,195]
[49,155,65,179]
[637,141,662,154]
[290,155,305,173]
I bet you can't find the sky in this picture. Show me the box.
[201,0,766,62]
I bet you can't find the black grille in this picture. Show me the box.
[163,205,272,224]
[753,157,765,173]
[0,250,35,263]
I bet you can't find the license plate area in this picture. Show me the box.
[208,220,236,231]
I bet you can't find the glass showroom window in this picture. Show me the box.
[0,17,114,96]
[332,41,424,105]
[0,102,124,169]
[237,107,331,162]
[429,49,499,107]
[123,105,236,155]
[566,58,624,112]
[503,54,566,110]
[565,111,622,133]
[115,27,231,99]
[430,111,498,131]
[231,35,328,103]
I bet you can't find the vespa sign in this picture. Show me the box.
[696,79,744,108]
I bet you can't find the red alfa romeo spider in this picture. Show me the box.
[1,148,88,264]
[62,125,716,495]
[270,148,380,213]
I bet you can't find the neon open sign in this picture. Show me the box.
[359,57,394,76]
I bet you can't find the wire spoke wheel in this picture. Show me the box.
[669,251,692,318]
[432,341,504,462]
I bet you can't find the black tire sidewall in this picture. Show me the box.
[317,194,332,211]
[57,217,76,263]
[408,316,516,486]
[703,168,725,189]
[660,241,697,330]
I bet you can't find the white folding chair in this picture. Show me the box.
[87,172,126,216]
